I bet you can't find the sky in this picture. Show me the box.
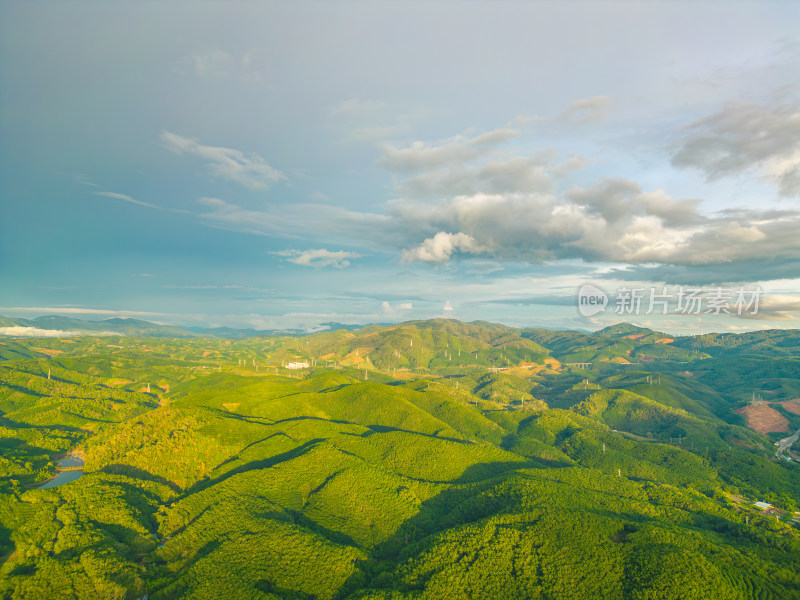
[1,0,800,334]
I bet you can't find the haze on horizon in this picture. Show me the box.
[2,1,799,334]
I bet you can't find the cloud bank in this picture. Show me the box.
[0,326,82,337]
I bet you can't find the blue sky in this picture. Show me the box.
[1,1,799,334]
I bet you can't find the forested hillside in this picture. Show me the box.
[1,320,799,599]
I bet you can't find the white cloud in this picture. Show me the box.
[386,175,800,275]
[175,48,263,83]
[197,197,396,245]
[72,173,102,188]
[274,248,362,268]
[378,128,519,173]
[192,49,232,78]
[90,188,188,214]
[395,154,556,198]
[0,307,174,317]
[190,112,800,282]
[380,300,414,316]
[0,326,82,337]
[402,231,487,263]
[443,300,454,312]
[329,98,385,117]
[329,99,431,144]
[765,148,800,198]
[161,284,251,290]
[161,132,285,190]
[0,327,120,337]
[93,191,155,208]
[559,95,612,123]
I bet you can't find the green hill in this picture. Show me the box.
[0,321,799,599]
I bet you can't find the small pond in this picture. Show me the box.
[36,454,85,489]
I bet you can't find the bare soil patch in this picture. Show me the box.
[31,347,64,356]
[779,399,800,416]
[735,404,790,434]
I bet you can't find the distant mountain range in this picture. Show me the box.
[4,313,800,358]
[0,314,398,339]
[0,315,202,338]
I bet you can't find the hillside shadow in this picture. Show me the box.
[160,505,213,540]
[540,389,592,410]
[0,414,86,434]
[333,468,518,598]
[0,438,52,457]
[286,508,359,548]
[498,433,573,469]
[254,578,316,600]
[274,415,354,426]
[0,523,13,568]
[206,407,275,425]
[106,478,172,524]
[319,384,352,393]
[213,432,296,471]
[0,383,47,398]
[450,459,546,484]
[341,456,722,598]
[149,538,224,597]
[180,438,325,498]
[51,522,144,561]
[361,424,472,445]
[334,458,580,599]
[99,464,181,493]
[60,411,118,425]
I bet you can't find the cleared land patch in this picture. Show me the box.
[735,403,790,434]
[30,347,64,356]
[780,399,800,416]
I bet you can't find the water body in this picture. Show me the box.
[38,470,83,489]
[57,455,84,469]
[36,454,85,489]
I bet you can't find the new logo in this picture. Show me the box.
[578,284,608,317]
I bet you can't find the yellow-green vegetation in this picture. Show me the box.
[1,320,799,599]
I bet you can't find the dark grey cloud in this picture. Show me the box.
[397,154,556,198]
[671,101,800,197]
[732,293,800,321]
[565,178,703,227]
[474,294,576,307]
[606,258,800,285]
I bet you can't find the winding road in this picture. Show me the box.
[775,426,800,461]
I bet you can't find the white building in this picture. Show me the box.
[286,361,310,370]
